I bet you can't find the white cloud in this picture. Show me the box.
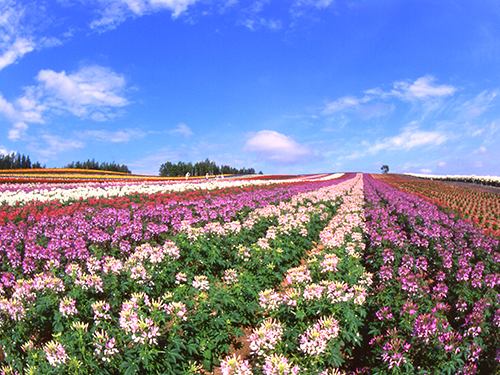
[0,65,129,127]
[323,96,367,114]
[322,76,456,119]
[90,0,199,30]
[0,93,16,120]
[474,161,483,168]
[36,65,128,118]
[245,130,313,164]
[79,129,145,143]
[420,168,432,174]
[8,122,28,141]
[35,135,85,158]
[169,123,193,137]
[478,146,487,153]
[0,1,36,71]
[368,126,449,154]
[293,0,334,9]
[459,90,499,118]
[391,76,456,101]
[0,37,35,71]
[438,161,446,167]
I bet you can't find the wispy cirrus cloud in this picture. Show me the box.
[78,129,145,143]
[367,125,449,154]
[33,135,85,158]
[89,0,200,31]
[323,75,457,117]
[458,89,499,118]
[169,123,193,137]
[0,1,36,71]
[245,130,313,164]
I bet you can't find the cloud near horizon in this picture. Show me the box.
[245,130,313,165]
[367,126,449,154]
[324,75,457,116]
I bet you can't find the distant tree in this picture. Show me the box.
[65,159,131,173]
[381,165,389,173]
[0,152,41,170]
[159,158,259,177]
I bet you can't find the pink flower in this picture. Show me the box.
[43,341,68,367]
[220,354,252,375]
[59,296,78,317]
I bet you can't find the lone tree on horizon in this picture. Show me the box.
[381,165,389,173]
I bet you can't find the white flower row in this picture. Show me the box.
[0,174,344,206]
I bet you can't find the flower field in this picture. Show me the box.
[0,173,499,374]
[375,174,500,238]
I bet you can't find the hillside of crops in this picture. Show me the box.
[375,173,500,238]
[0,173,499,374]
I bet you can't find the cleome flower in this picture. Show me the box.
[220,354,252,375]
[43,341,69,367]
[249,318,284,356]
[299,315,340,355]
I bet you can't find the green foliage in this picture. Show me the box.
[0,152,43,170]
[159,158,257,177]
[65,159,131,173]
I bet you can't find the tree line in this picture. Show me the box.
[159,158,260,177]
[0,153,44,170]
[0,153,131,173]
[65,159,131,174]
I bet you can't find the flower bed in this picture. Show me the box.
[1,173,499,374]
[376,174,500,237]
[403,173,500,188]
[361,174,500,374]
[0,174,360,374]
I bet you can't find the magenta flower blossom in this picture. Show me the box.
[401,300,418,316]
[376,307,393,321]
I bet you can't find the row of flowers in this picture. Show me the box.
[378,174,500,237]
[362,174,500,374]
[0,174,344,206]
[219,174,371,374]
[0,174,356,374]
[404,173,500,188]
[1,172,500,374]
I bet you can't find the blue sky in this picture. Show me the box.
[1,0,500,175]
